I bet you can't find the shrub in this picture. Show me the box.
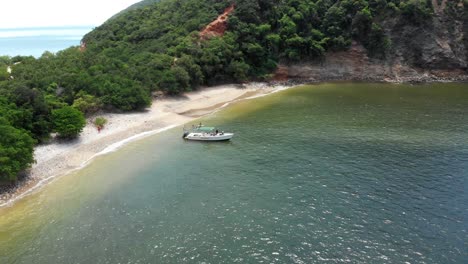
[0,118,35,182]
[94,117,108,130]
[72,91,103,115]
[400,0,433,24]
[52,106,86,139]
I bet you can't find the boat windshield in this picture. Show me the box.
[195,126,215,132]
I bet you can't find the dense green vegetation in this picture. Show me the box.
[0,0,441,182]
[0,118,35,182]
[113,0,162,15]
[52,106,86,139]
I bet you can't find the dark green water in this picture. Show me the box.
[1,83,467,263]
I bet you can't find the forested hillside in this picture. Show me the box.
[111,0,161,18]
[0,0,466,182]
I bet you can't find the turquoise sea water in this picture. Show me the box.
[0,83,467,263]
[0,26,92,57]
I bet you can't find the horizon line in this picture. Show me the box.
[0,25,97,31]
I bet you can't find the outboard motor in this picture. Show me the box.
[182,131,189,138]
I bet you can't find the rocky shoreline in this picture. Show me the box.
[273,42,467,85]
[272,74,468,86]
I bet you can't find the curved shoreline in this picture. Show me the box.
[0,124,181,208]
[0,83,289,208]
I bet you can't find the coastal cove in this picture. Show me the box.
[2,0,466,200]
[0,83,285,207]
[1,82,467,263]
[1,0,467,262]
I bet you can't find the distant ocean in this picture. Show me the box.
[0,26,93,57]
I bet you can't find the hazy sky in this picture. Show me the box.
[1,0,142,29]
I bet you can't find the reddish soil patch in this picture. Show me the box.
[272,65,289,81]
[200,5,235,40]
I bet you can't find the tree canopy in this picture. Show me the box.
[0,0,449,181]
[0,118,35,182]
[52,106,86,139]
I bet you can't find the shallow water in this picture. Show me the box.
[1,83,467,263]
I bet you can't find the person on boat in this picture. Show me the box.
[215,129,219,135]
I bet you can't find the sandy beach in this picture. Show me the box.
[0,83,287,207]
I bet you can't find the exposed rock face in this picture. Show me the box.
[277,1,467,83]
[432,0,449,15]
[277,42,467,83]
[273,65,289,82]
[386,1,466,70]
[200,5,235,40]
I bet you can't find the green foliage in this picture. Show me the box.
[94,117,108,129]
[1,0,415,114]
[3,84,53,141]
[160,66,191,94]
[266,33,281,46]
[72,91,103,115]
[227,60,250,81]
[279,15,297,38]
[0,65,9,81]
[352,7,373,39]
[100,78,151,111]
[400,0,433,24]
[52,106,86,139]
[197,34,243,84]
[0,118,35,182]
[176,55,204,88]
[0,56,11,65]
[0,0,445,155]
[366,23,392,58]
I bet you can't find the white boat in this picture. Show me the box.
[183,125,234,141]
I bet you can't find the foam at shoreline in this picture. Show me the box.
[0,124,182,208]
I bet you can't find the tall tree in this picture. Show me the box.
[0,118,35,182]
[52,106,86,139]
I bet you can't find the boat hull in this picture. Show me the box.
[184,133,233,141]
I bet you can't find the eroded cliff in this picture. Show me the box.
[277,1,467,82]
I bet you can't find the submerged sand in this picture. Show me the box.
[0,83,287,207]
